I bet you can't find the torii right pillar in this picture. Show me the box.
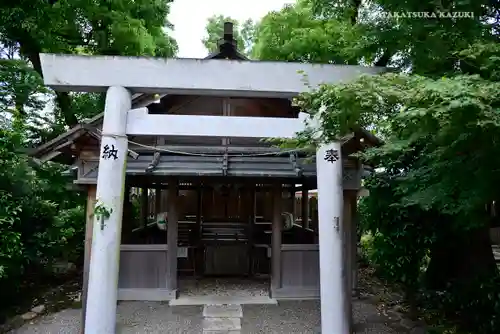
[316,141,349,334]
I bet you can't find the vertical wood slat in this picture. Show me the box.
[195,184,202,277]
[121,186,131,242]
[342,191,354,333]
[196,185,202,242]
[141,186,148,226]
[271,183,283,291]
[198,185,207,277]
[280,249,320,288]
[81,185,97,334]
[301,187,309,228]
[166,180,178,291]
[351,194,359,294]
[161,189,168,213]
[310,196,318,232]
[155,187,161,217]
[204,245,249,275]
[490,227,500,244]
[246,185,256,276]
[118,250,167,288]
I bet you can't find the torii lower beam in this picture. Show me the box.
[126,108,308,138]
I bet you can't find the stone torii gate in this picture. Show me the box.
[38,53,383,334]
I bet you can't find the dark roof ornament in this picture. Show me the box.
[205,21,248,60]
[223,22,235,46]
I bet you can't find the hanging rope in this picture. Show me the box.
[91,127,305,158]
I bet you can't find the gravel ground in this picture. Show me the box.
[178,278,269,297]
[10,300,399,334]
[10,302,203,334]
[241,300,398,334]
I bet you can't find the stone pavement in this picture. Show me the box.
[9,298,421,333]
[7,268,429,333]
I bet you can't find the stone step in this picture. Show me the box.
[203,317,241,331]
[170,295,277,306]
[202,330,241,334]
[203,304,243,318]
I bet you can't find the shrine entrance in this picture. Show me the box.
[200,183,253,277]
[35,29,384,331]
[175,181,275,302]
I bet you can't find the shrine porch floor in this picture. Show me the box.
[178,276,269,297]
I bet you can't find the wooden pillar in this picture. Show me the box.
[166,180,179,291]
[342,191,354,333]
[301,185,309,228]
[141,186,148,227]
[161,189,168,212]
[155,186,161,216]
[196,184,202,242]
[246,185,256,276]
[81,185,96,334]
[351,195,359,295]
[271,183,282,292]
[121,185,132,244]
[195,184,203,277]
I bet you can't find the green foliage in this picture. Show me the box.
[252,1,361,63]
[0,0,178,127]
[359,172,434,290]
[293,70,500,330]
[0,192,23,279]
[264,1,500,330]
[0,2,179,314]
[298,73,500,216]
[42,205,86,263]
[0,59,47,115]
[0,128,85,311]
[0,1,179,309]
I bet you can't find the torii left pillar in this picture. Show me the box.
[85,86,131,333]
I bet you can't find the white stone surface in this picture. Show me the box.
[85,86,131,334]
[30,305,45,314]
[170,296,277,306]
[126,108,308,138]
[203,317,241,330]
[39,53,385,96]
[316,141,348,334]
[203,304,243,318]
[20,312,37,321]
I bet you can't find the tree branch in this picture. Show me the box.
[349,0,362,25]
[20,35,78,126]
[374,50,391,67]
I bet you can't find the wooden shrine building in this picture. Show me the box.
[31,23,384,334]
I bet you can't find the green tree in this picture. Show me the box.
[254,0,500,331]
[0,0,178,127]
[0,0,179,318]
[308,70,500,331]
[252,1,361,63]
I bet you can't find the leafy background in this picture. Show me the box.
[1,0,499,332]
